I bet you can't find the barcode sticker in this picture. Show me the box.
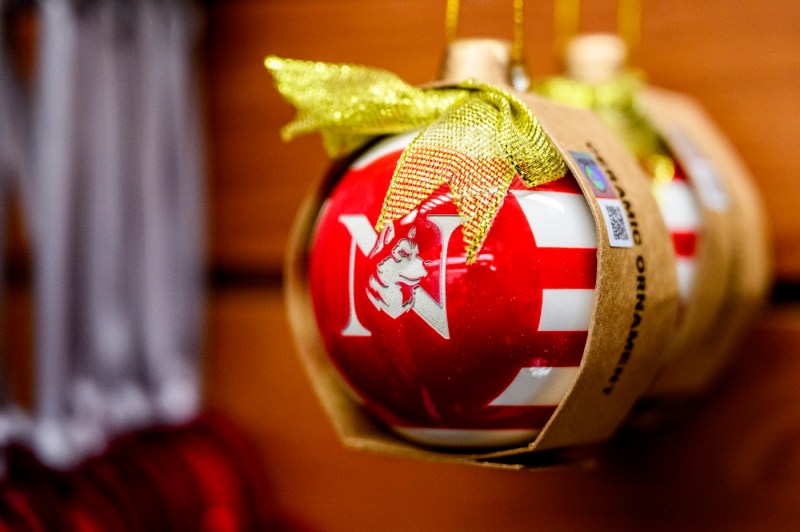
[570,151,634,248]
[598,198,634,248]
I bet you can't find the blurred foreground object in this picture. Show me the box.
[0,1,291,529]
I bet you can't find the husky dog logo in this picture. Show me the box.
[366,225,428,318]
[338,213,462,339]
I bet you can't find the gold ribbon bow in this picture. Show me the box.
[266,56,566,263]
[537,72,676,186]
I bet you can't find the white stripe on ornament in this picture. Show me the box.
[511,191,597,248]
[488,367,580,406]
[676,257,697,303]
[392,427,540,449]
[660,180,702,231]
[349,130,419,170]
[537,289,594,331]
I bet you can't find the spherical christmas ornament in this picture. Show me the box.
[273,49,680,461]
[656,163,703,304]
[548,33,706,308]
[539,33,745,399]
[308,132,598,448]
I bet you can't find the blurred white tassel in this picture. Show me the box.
[28,0,83,470]
[136,0,204,425]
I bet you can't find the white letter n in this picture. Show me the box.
[337,214,461,339]
[338,215,377,336]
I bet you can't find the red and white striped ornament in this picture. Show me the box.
[308,132,598,448]
[658,164,703,305]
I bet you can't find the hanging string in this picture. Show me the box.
[553,0,641,66]
[445,0,529,89]
[511,0,525,67]
[617,0,640,67]
[445,0,460,43]
[509,0,530,90]
[553,0,580,60]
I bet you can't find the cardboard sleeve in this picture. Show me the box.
[640,87,771,398]
[284,89,680,468]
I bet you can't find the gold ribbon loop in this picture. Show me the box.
[266,56,566,263]
[537,71,675,186]
[265,56,468,156]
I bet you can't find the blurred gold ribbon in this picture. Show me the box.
[266,56,566,263]
[537,72,675,187]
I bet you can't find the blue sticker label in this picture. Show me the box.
[569,151,633,248]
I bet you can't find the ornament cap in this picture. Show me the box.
[439,38,517,88]
[565,33,628,84]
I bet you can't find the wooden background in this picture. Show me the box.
[205,0,800,280]
[202,0,800,530]
[6,0,800,530]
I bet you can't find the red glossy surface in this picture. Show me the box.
[307,138,598,445]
